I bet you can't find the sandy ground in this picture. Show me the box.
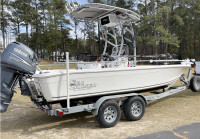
[1,73,200,139]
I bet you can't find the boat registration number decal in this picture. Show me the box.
[69,80,97,91]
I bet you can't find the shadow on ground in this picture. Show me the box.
[1,110,98,135]
[130,123,200,139]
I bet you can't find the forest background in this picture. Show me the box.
[1,0,200,61]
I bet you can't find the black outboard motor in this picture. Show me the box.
[0,42,38,112]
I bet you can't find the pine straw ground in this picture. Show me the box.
[1,62,200,139]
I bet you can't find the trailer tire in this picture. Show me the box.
[96,100,121,128]
[123,96,145,121]
[190,76,200,92]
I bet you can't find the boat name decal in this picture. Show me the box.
[69,80,97,91]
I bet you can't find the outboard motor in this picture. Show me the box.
[0,42,38,112]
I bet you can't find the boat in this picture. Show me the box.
[0,3,192,113]
[31,3,191,102]
[33,65,189,102]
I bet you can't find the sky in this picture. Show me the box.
[19,0,89,38]
[67,0,89,39]
[0,0,89,47]
[67,0,88,5]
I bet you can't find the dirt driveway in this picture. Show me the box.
[1,86,200,139]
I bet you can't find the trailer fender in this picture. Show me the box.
[138,95,148,106]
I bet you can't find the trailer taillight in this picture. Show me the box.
[194,63,196,74]
[57,111,63,116]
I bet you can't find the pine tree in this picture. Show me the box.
[1,0,11,50]
[10,0,22,42]
[19,0,33,46]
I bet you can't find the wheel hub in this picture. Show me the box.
[104,106,117,123]
[131,101,142,117]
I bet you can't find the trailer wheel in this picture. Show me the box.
[123,96,145,121]
[96,100,121,128]
[190,76,200,92]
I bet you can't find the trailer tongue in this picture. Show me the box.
[0,42,38,112]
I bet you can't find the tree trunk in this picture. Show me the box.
[152,0,157,56]
[26,23,29,46]
[166,9,169,56]
[1,0,5,50]
[61,23,66,59]
[35,1,39,57]
[17,20,20,42]
[42,2,46,59]
[145,0,147,15]
[75,20,78,60]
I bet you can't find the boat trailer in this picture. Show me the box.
[21,56,199,128]
[1,45,199,128]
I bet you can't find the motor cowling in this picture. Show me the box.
[0,42,38,112]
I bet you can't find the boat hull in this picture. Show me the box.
[33,65,190,102]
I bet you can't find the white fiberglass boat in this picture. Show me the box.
[32,3,191,102]
[33,64,189,102]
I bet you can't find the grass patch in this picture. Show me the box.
[38,58,77,70]
[39,64,76,70]
[39,59,54,65]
